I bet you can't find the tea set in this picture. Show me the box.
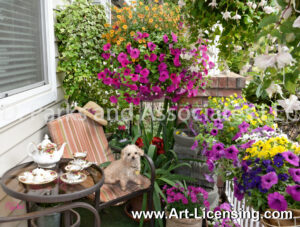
[20,135,93,185]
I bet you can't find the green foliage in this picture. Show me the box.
[54,0,118,108]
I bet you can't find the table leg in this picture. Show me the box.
[94,189,100,227]
[64,210,71,227]
[25,202,32,227]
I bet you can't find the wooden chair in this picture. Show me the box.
[47,113,155,226]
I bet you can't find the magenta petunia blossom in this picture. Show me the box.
[238,121,250,133]
[132,97,140,105]
[97,72,106,79]
[126,43,132,54]
[140,68,150,77]
[131,74,139,82]
[130,48,140,59]
[261,172,278,189]
[288,168,300,183]
[103,43,111,51]
[171,32,178,43]
[159,70,169,82]
[152,86,161,93]
[282,151,299,166]
[142,32,149,38]
[286,185,300,201]
[149,53,157,62]
[158,62,167,71]
[267,192,288,211]
[101,53,110,60]
[147,42,156,51]
[144,54,149,60]
[117,52,128,64]
[159,53,166,62]
[130,84,138,91]
[163,34,169,43]
[123,68,131,76]
[135,64,142,73]
[166,85,176,93]
[139,76,149,84]
[225,145,239,160]
[210,128,218,136]
[109,96,118,103]
[173,56,181,67]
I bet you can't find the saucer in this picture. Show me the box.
[65,164,82,172]
[18,170,57,185]
[69,159,92,169]
[60,172,87,184]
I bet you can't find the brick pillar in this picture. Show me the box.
[180,72,246,107]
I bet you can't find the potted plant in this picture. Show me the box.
[33,203,62,227]
[163,183,210,227]
[233,129,300,226]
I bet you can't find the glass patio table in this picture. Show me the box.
[0,158,104,227]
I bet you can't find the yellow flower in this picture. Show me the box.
[122,25,128,30]
[149,18,153,23]
[241,105,248,110]
[130,31,135,37]
[155,24,158,28]
[142,27,146,31]
[139,2,144,5]
[145,6,149,11]
[234,93,238,97]
[261,115,267,121]
[138,14,144,19]
[154,0,159,2]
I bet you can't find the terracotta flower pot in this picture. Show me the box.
[260,209,300,227]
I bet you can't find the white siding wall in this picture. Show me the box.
[0,0,66,226]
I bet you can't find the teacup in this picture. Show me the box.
[66,172,81,180]
[65,164,82,172]
[74,152,87,160]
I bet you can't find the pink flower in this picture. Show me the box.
[117,52,128,64]
[159,70,169,82]
[158,62,167,71]
[123,68,131,76]
[135,64,142,73]
[131,74,139,82]
[152,86,161,93]
[130,48,140,59]
[173,56,181,67]
[130,84,138,91]
[144,54,149,60]
[171,32,178,43]
[97,72,106,79]
[149,53,157,62]
[103,43,111,51]
[147,42,156,51]
[159,54,166,62]
[139,76,149,84]
[133,97,140,105]
[187,80,194,90]
[163,34,169,43]
[110,96,118,103]
[126,43,132,54]
[166,85,176,93]
[140,68,150,77]
[181,197,188,204]
[142,32,149,38]
[140,86,150,94]
[103,77,112,85]
[101,53,110,60]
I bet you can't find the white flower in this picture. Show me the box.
[293,16,300,28]
[178,0,185,7]
[208,0,218,8]
[254,54,276,70]
[252,3,257,9]
[264,6,275,14]
[189,65,200,73]
[246,2,253,7]
[266,82,283,98]
[222,11,231,21]
[276,51,295,68]
[180,53,193,60]
[259,0,267,7]
[281,6,292,19]
[278,95,300,113]
[232,12,241,20]
[233,45,242,52]
[239,63,251,75]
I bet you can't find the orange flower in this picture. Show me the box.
[117,15,121,19]
[149,18,153,23]
[145,6,149,11]
[154,0,159,2]
[142,27,145,31]
[122,25,128,30]
[138,14,144,19]
[133,19,137,24]
[139,2,143,5]
[128,14,133,19]
[155,24,158,28]
[104,23,110,28]
[130,31,135,37]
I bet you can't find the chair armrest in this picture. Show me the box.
[143,154,156,187]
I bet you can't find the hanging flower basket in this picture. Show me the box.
[260,209,300,227]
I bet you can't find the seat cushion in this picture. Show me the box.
[100,175,151,202]
[47,113,114,164]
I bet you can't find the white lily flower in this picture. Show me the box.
[293,16,300,28]
[222,11,231,21]
[232,12,241,20]
[278,95,300,113]
[178,0,185,7]
[264,6,275,14]
[208,0,218,8]
[252,3,257,9]
[266,82,283,98]
[276,51,295,68]
[254,54,276,70]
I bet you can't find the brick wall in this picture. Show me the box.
[180,72,246,107]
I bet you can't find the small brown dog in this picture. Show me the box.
[104,144,144,190]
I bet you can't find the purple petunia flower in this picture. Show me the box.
[149,53,157,62]
[159,70,169,82]
[158,62,167,71]
[261,172,278,189]
[240,140,255,149]
[171,32,178,43]
[101,53,110,60]
[225,145,239,160]
[130,48,140,59]
[159,53,166,62]
[266,166,275,173]
[234,183,244,201]
[274,153,284,167]
[222,110,232,118]
[268,192,288,211]
[232,132,242,141]
[286,185,300,201]
[206,159,214,171]
[262,160,272,167]
[207,108,214,118]
[212,143,224,152]
[238,121,250,133]
[288,168,300,183]
[147,42,156,51]
[191,140,198,150]
[135,64,142,73]
[204,174,215,183]
[214,120,224,129]
[103,43,111,51]
[152,86,161,93]
[163,34,168,43]
[278,173,289,181]
[140,68,150,77]
[210,128,218,136]
[282,151,299,166]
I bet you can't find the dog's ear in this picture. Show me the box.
[137,146,144,156]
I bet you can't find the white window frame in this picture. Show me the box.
[0,0,57,128]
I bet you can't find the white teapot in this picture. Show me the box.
[27,135,66,168]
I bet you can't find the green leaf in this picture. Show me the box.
[259,14,278,28]
[284,72,299,94]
